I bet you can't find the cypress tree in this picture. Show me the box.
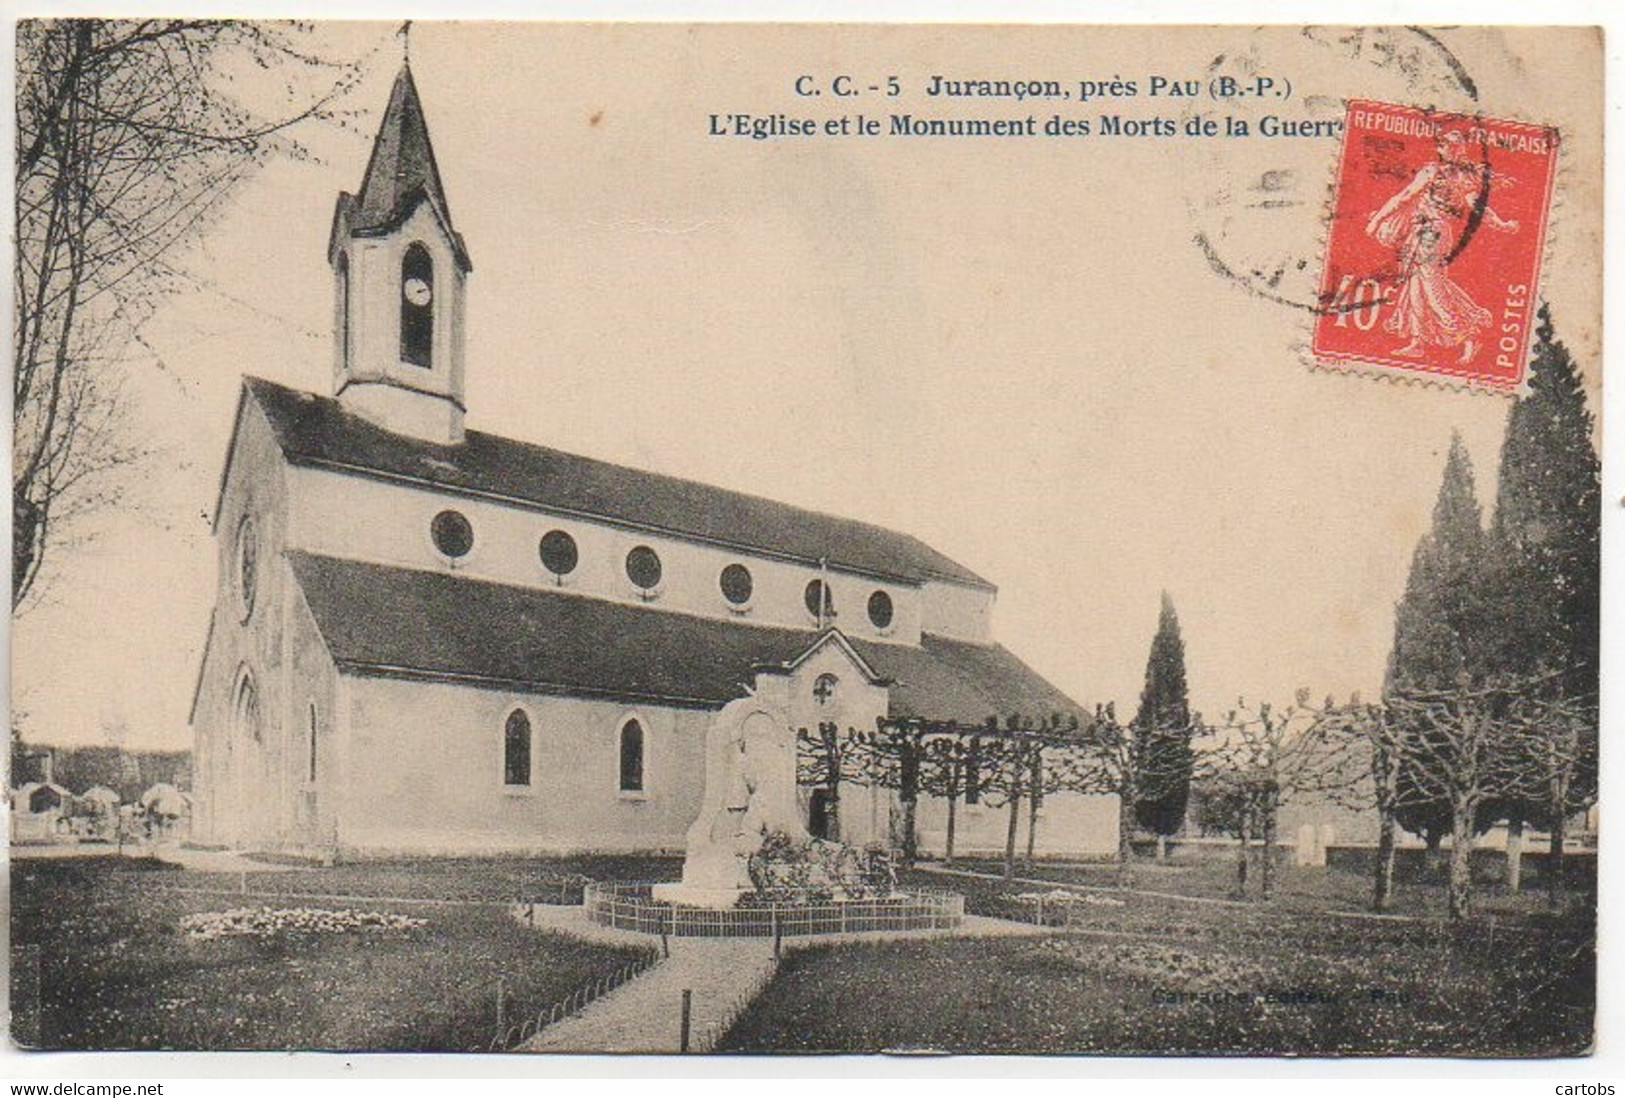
[1388,433,1489,847]
[1132,592,1194,844]
[1484,307,1601,891]
[1487,306,1601,693]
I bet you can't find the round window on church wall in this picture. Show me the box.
[235,516,259,621]
[431,510,474,559]
[626,545,662,591]
[804,579,835,621]
[720,563,753,606]
[868,590,894,629]
[539,530,579,577]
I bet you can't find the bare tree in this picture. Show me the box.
[1057,706,1138,887]
[990,716,1083,871]
[795,721,859,842]
[845,721,936,864]
[1318,675,1595,917]
[919,733,983,864]
[13,20,364,609]
[1318,699,1407,911]
[1061,703,1198,888]
[1024,734,1055,867]
[1198,692,1360,901]
[973,724,1035,881]
[802,719,1016,868]
[1383,679,1538,920]
[1500,688,1599,906]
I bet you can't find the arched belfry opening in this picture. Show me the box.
[335,250,351,371]
[400,243,434,367]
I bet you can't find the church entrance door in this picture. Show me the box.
[807,788,834,840]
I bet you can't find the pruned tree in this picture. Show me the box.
[918,732,990,864]
[871,714,1083,874]
[919,717,1053,881]
[1317,697,1409,911]
[795,720,862,842]
[849,719,931,866]
[1384,677,1547,920]
[1023,732,1059,868]
[972,721,1036,881]
[1499,688,1599,906]
[1060,703,1196,888]
[1009,714,1085,869]
[14,19,364,610]
[1199,692,1362,901]
[798,718,1021,868]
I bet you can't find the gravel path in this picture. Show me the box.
[520,918,773,1054]
[516,905,1041,1054]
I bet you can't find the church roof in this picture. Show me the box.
[249,377,993,590]
[287,553,1077,723]
[330,64,471,270]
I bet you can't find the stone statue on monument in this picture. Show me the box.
[655,701,805,907]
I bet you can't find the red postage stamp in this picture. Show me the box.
[1312,99,1559,390]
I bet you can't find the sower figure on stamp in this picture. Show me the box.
[1366,130,1519,365]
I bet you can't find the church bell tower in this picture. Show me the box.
[328,63,472,444]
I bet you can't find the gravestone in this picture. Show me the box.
[1295,822,1329,867]
[1294,823,1318,867]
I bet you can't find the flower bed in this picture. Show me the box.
[1011,888,1126,925]
[1013,888,1125,908]
[180,906,428,941]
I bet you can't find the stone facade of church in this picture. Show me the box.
[188,64,1117,859]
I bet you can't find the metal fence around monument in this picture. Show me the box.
[582,881,964,937]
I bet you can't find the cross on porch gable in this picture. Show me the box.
[813,674,838,706]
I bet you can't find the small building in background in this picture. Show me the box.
[140,783,193,839]
[10,781,73,842]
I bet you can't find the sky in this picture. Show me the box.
[10,22,1603,751]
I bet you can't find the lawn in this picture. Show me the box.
[206,851,684,904]
[933,850,1596,920]
[14,851,1593,1055]
[10,857,652,1051]
[718,868,1594,1056]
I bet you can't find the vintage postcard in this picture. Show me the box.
[7,20,1603,1063]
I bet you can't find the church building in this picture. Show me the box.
[189,64,1115,858]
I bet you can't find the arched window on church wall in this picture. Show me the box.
[618,719,645,793]
[307,703,319,784]
[233,670,260,746]
[504,710,532,788]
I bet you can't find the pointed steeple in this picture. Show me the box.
[330,63,470,271]
[356,67,451,231]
